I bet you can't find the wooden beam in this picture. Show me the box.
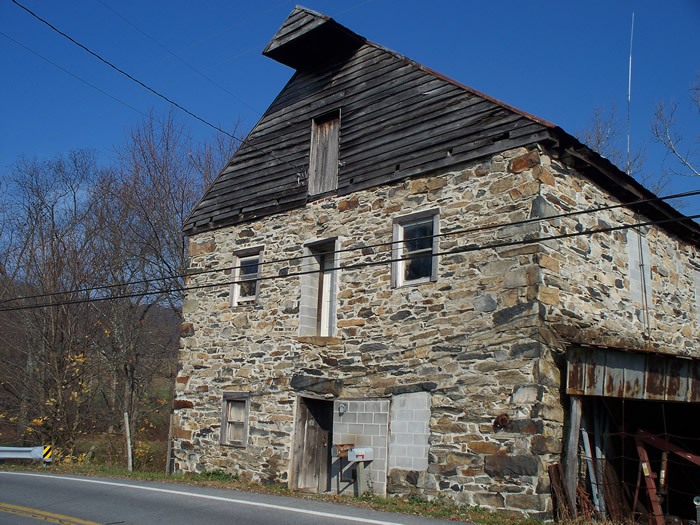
[564,396,582,516]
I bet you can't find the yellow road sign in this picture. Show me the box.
[43,445,52,461]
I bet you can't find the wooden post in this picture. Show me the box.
[356,461,366,497]
[165,410,174,474]
[593,405,607,518]
[124,411,133,472]
[564,396,582,516]
[581,419,601,514]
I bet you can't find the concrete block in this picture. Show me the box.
[334,423,349,435]
[373,412,388,424]
[406,445,427,458]
[372,435,387,447]
[412,457,429,470]
[391,396,407,410]
[391,456,413,470]
[391,421,408,433]
[339,412,357,423]
[348,424,364,434]
[364,401,380,412]
[413,433,429,445]
[392,433,413,445]
[363,424,381,436]
[357,412,373,423]
[413,409,431,421]
[391,445,407,457]
[396,409,412,421]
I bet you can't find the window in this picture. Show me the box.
[627,230,652,305]
[221,392,250,447]
[231,246,263,305]
[392,210,439,287]
[299,239,338,337]
[308,110,340,196]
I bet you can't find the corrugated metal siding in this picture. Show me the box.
[567,345,700,403]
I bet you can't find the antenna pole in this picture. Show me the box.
[627,12,635,176]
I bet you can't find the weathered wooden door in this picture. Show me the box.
[291,397,332,493]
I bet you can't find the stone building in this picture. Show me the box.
[173,7,700,519]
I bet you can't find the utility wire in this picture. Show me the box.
[0,32,220,150]
[0,30,150,120]
[10,0,301,175]
[2,189,698,306]
[95,0,261,116]
[2,212,698,313]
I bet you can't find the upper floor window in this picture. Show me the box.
[231,246,264,306]
[299,238,339,337]
[392,210,439,287]
[308,110,340,196]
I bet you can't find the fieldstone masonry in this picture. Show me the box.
[174,146,699,518]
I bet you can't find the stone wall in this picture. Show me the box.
[173,146,698,517]
[535,147,700,355]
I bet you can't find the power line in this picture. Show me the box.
[0,31,233,152]
[0,30,150,121]
[2,212,698,313]
[2,189,698,305]
[95,0,261,116]
[10,0,301,176]
[2,188,698,306]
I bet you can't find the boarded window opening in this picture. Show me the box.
[300,239,338,337]
[309,110,340,196]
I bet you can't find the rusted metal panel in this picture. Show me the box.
[623,353,645,399]
[604,351,627,398]
[667,359,688,401]
[690,363,700,403]
[567,346,586,396]
[566,345,700,403]
[590,347,607,397]
[644,354,667,401]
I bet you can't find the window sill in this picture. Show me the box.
[296,336,342,347]
[221,442,247,448]
[394,278,436,289]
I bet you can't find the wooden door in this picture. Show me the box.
[291,397,332,493]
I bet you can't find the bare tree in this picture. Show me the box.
[576,103,654,190]
[114,109,238,311]
[0,150,104,452]
[0,110,239,463]
[651,75,700,178]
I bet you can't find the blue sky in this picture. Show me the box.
[1,1,699,210]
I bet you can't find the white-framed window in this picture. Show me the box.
[299,238,339,337]
[231,246,264,305]
[392,209,439,287]
[308,110,340,196]
[220,392,250,447]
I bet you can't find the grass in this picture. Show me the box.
[0,462,621,524]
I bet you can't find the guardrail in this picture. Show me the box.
[0,445,52,464]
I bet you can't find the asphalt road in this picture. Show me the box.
[0,471,467,524]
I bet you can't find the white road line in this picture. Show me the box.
[0,472,406,525]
